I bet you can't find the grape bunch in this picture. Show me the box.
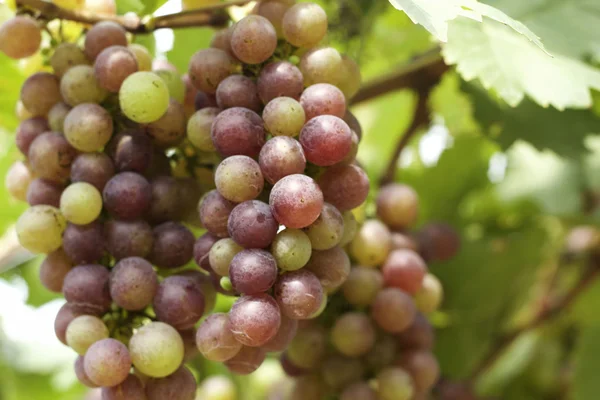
[277,183,460,400]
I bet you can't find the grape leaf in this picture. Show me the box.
[573,325,600,400]
[487,0,600,60]
[387,0,546,52]
[466,83,600,157]
[443,18,600,109]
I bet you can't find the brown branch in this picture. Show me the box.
[351,49,448,106]
[469,264,600,382]
[16,0,250,33]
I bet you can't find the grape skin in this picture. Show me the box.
[376,183,419,230]
[269,174,324,229]
[145,366,197,400]
[54,303,102,345]
[60,182,103,225]
[105,219,154,260]
[145,99,187,147]
[257,61,304,104]
[65,315,109,355]
[414,273,444,314]
[350,219,392,267]
[262,314,298,352]
[20,72,62,116]
[394,349,440,392]
[371,288,417,333]
[230,15,277,65]
[110,257,158,311]
[75,356,98,388]
[382,249,428,295]
[129,322,184,378]
[227,200,279,249]
[94,45,138,92]
[282,3,328,48]
[317,164,370,211]
[84,338,132,387]
[189,48,235,94]
[300,83,347,121]
[224,346,267,375]
[286,325,327,369]
[187,107,220,152]
[195,313,243,362]
[60,65,109,106]
[397,313,435,350]
[153,275,205,330]
[27,178,63,208]
[270,228,312,271]
[62,222,105,264]
[63,264,112,312]
[273,269,324,320]
[303,202,345,250]
[299,47,343,86]
[84,21,128,61]
[342,267,383,307]
[259,136,306,184]
[229,293,281,347]
[215,155,264,203]
[16,205,67,254]
[305,246,351,294]
[106,130,153,173]
[48,102,71,132]
[229,249,278,294]
[330,312,376,357]
[102,374,146,400]
[211,107,266,158]
[322,355,365,391]
[71,152,115,192]
[120,72,170,123]
[339,382,377,400]
[209,238,243,277]
[149,222,195,269]
[28,132,77,183]
[216,74,262,112]
[199,190,237,238]
[103,172,152,220]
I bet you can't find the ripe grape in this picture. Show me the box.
[189,48,235,94]
[196,313,243,361]
[103,172,152,220]
[229,293,281,346]
[317,164,369,211]
[0,16,41,59]
[262,97,306,137]
[211,107,266,158]
[262,314,298,352]
[269,174,323,229]
[227,200,279,249]
[210,26,234,57]
[371,288,417,333]
[48,102,71,132]
[149,222,195,269]
[84,338,131,387]
[110,257,158,310]
[187,107,219,151]
[215,155,264,202]
[155,69,186,103]
[257,61,304,104]
[153,276,205,330]
[106,130,153,173]
[26,178,63,207]
[230,15,277,65]
[39,248,73,293]
[75,356,98,388]
[66,315,109,355]
[216,74,261,112]
[20,72,61,116]
[414,273,444,314]
[259,136,306,184]
[303,203,344,250]
[102,374,146,400]
[120,71,170,123]
[391,232,419,251]
[350,219,392,267]
[16,205,66,254]
[322,355,364,391]
[199,190,237,238]
[16,117,50,155]
[339,211,358,246]
[129,322,184,378]
[300,83,346,120]
[340,382,377,400]
[147,176,181,223]
[282,3,328,48]
[62,222,105,264]
[342,267,383,307]
[71,152,115,192]
[376,183,419,230]
[63,264,111,312]
[5,161,33,201]
[305,246,351,294]
[397,313,435,350]
[29,132,76,183]
[94,45,138,92]
[84,21,128,60]
[366,334,397,371]
[255,0,291,38]
[209,238,243,276]
[274,269,323,319]
[60,65,109,106]
[300,47,343,86]
[146,366,197,400]
[417,222,461,262]
[224,346,267,375]
[105,219,154,259]
[55,303,101,345]
[395,350,440,392]
[128,44,152,71]
[60,182,103,225]
[286,325,327,368]
[330,312,376,357]
[381,249,427,295]
[271,228,312,271]
[376,367,415,400]
[229,249,278,294]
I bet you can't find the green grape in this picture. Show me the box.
[414,273,444,314]
[208,238,243,276]
[282,3,328,48]
[50,42,90,78]
[60,182,103,225]
[337,55,362,100]
[339,210,358,246]
[304,202,344,250]
[287,325,327,369]
[187,107,219,151]
[48,102,71,133]
[262,97,306,137]
[60,65,109,106]
[128,44,152,71]
[350,220,392,267]
[299,47,343,86]
[65,315,109,355]
[119,71,170,123]
[64,103,113,152]
[376,367,415,400]
[155,69,185,103]
[129,322,184,378]
[270,229,312,271]
[16,205,67,254]
[330,312,376,357]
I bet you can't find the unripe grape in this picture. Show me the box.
[120,72,170,123]
[16,205,66,254]
[60,182,103,225]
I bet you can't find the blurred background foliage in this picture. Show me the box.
[0,0,599,399]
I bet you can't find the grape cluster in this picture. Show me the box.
[277,183,460,400]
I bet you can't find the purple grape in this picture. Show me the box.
[193,232,219,268]
[195,90,218,110]
[84,21,127,61]
[227,200,279,249]
[382,249,428,295]
[257,61,304,104]
[189,48,235,94]
[103,172,152,220]
[75,356,97,388]
[304,246,351,294]
[28,132,77,183]
[195,313,243,361]
[224,346,266,375]
[106,130,153,173]
[300,83,346,120]
[149,222,195,269]
[145,366,197,400]
[394,350,440,393]
[274,270,323,319]
[84,338,131,387]
[269,174,323,229]
[101,374,146,400]
[147,176,181,224]
[105,219,154,260]
[211,107,265,158]
[20,72,61,116]
[371,288,417,333]
[146,99,187,148]
[230,15,277,65]
[229,293,281,346]
[39,248,73,293]
[229,249,278,294]
[259,136,306,184]
[317,164,369,211]
[54,303,101,345]
[16,117,49,155]
[262,314,299,352]
[153,275,205,330]
[180,328,199,362]
[110,257,158,311]
[300,115,352,166]
[70,152,115,192]
[397,313,435,350]
[26,178,63,207]
[94,45,138,92]
[216,74,261,112]
[199,190,237,238]
[63,264,111,313]
[63,221,105,264]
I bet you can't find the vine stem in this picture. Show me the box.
[469,263,600,382]
[16,0,251,32]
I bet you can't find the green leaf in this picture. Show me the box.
[573,325,600,400]
[429,72,479,135]
[466,83,600,157]
[166,27,214,74]
[116,0,145,15]
[443,18,600,109]
[387,0,546,51]
[488,0,600,60]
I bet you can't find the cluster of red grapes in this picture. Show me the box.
[275,184,460,400]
